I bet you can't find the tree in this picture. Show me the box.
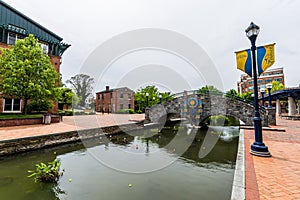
[225,89,239,98]
[134,85,173,112]
[270,81,285,93]
[240,91,254,101]
[66,74,94,107]
[0,34,59,114]
[198,85,222,95]
[57,87,79,110]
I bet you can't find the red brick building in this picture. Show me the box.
[96,86,135,113]
[237,67,285,94]
[0,1,70,113]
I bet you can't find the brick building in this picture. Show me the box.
[0,1,70,113]
[237,67,285,94]
[96,86,135,113]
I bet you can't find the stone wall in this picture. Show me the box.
[149,93,272,127]
[0,123,142,156]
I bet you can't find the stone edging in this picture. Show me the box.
[231,129,245,200]
[0,122,143,156]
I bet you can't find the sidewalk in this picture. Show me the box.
[0,114,145,141]
[245,116,300,200]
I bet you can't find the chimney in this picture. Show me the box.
[106,86,109,92]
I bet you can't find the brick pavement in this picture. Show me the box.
[0,113,145,141]
[245,116,300,200]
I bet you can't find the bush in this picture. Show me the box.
[28,158,62,183]
[28,99,53,113]
[116,109,135,114]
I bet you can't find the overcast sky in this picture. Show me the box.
[4,0,300,93]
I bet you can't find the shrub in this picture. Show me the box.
[28,159,62,183]
[28,99,53,113]
[116,109,135,114]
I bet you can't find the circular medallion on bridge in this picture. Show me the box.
[188,98,198,108]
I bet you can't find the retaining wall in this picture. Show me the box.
[0,122,143,156]
[0,115,60,127]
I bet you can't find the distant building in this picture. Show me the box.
[237,67,285,94]
[95,86,135,113]
[0,1,70,113]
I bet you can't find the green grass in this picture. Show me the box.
[0,114,43,119]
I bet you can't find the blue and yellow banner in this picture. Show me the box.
[235,49,252,77]
[235,43,275,77]
[257,43,275,76]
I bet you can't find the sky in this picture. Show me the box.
[4,0,300,93]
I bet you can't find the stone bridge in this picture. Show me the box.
[148,91,276,126]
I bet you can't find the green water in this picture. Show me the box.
[0,126,239,200]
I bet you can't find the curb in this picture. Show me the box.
[231,129,245,200]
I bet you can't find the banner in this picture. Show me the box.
[235,49,252,77]
[257,43,275,76]
[235,43,275,77]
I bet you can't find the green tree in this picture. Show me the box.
[57,87,79,110]
[225,89,239,98]
[0,34,59,114]
[134,85,172,112]
[240,91,254,101]
[198,85,222,95]
[270,81,285,93]
[66,74,94,107]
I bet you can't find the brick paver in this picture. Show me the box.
[0,113,145,141]
[245,116,300,200]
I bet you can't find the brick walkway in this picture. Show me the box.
[245,116,300,200]
[0,114,145,141]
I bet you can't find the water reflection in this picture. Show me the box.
[0,126,239,200]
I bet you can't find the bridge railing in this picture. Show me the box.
[170,90,254,106]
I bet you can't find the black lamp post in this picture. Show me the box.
[266,83,272,108]
[260,88,265,108]
[245,22,271,157]
[146,93,149,107]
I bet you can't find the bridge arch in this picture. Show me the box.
[149,91,274,127]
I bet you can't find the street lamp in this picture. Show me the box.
[159,94,162,104]
[146,93,149,107]
[260,88,265,108]
[245,22,271,157]
[266,83,273,108]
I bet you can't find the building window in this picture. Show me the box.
[40,43,49,54]
[128,94,131,99]
[98,94,100,99]
[3,98,21,112]
[120,93,123,98]
[248,81,254,85]
[110,93,113,99]
[275,78,282,82]
[258,80,263,84]
[102,94,104,99]
[128,104,131,109]
[120,104,123,109]
[265,79,272,83]
[7,32,24,45]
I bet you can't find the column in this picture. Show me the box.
[288,96,297,116]
[276,99,281,115]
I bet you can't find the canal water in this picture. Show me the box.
[0,125,239,200]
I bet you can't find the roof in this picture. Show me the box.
[0,1,63,42]
[96,87,134,94]
[260,87,300,100]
